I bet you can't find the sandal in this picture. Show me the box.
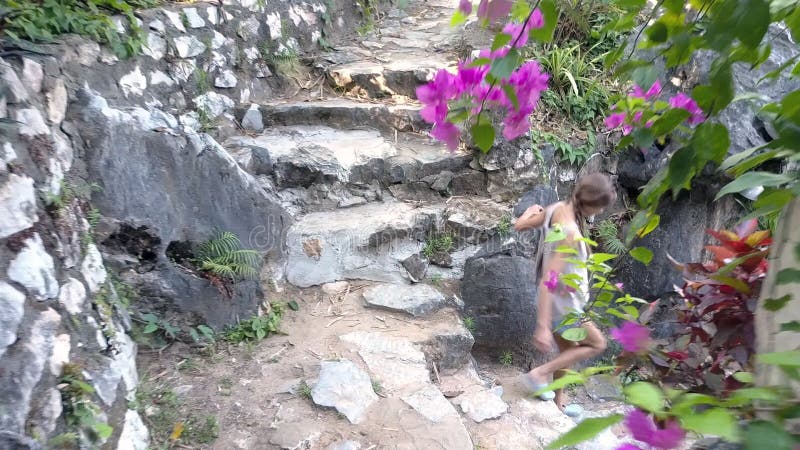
[562,404,583,418]
[519,373,556,401]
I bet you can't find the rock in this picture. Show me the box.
[45,79,68,124]
[150,70,174,87]
[0,431,41,450]
[182,7,206,28]
[458,389,509,422]
[428,250,453,268]
[241,104,264,132]
[57,278,86,314]
[321,281,350,296]
[0,59,28,103]
[215,70,238,88]
[326,441,361,450]
[429,170,454,191]
[174,35,206,58]
[339,331,429,392]
[0,174,37,239]
[401,253,428,282]
[193,91,233,118]
[148,19,165,33]
[8,234,59,301]
[450,170,487,195]
[15,109,49,137]
[362,283,444,317]
[401,384,460,423]
[119,66,147,97]
[142,33,167,60]
[21,58,43,94]
[116,410,149,450]
[163,10,187,32]
[285,200,439,287]
[227,145,272,176]
[268,422,321,450]
[81,243,107,293]
[49,334,70,376]
[28,388,62,438]
[419,323,475,373]
[311,359,378,424]
[0,308,60,432]
[0,282,25,359]
[388,182,442,202]
[584,375,623,402]
[512,185,559,218]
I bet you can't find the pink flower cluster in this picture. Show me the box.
[616,410,685,450]
[605,80,705,136]
[610,320,651,353]
[416,13,548,150]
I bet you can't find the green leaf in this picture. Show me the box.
[502,84,520,110]
[726,387,782,406]
[763,295,792,311]
[528,0,557,43]
[715,172,794,200]
[732,371,754,383]
[287,300,300,311]
[467,57,493,67]
[489,49,521,79]
[492,33,512,50]
[538,372,586,394]
[631,65,658,90]
[143,323,158,334]
[546,414,624,449]
[777,268,800,285]
[780,321,800,332]
[472,123,496,153]
[758,350,800,367]
[624,382,664,412]
[668,147,696,195]
[94,422,114,440]
[690,122,730,166]
[744,421,796,450]
[681,408,739,442]
[561,327,588,342]
[630,247,654,265]
[450,10,468,26]
[545,225,567,243]
[646,21,668,43]
[719,143,770,171]
[785,4,800,42]
[651,108,690,136]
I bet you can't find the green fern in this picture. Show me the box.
[595,219,626,254]
[195,232,260,281]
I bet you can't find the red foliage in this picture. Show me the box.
[650,219,770,394]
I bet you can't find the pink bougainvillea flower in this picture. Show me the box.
[615,445,643,450]
[543,270,559,292]
[430,122,460,151]
[625,409,685,450]
[458,0,473,15]
[502,108,532,140]
[610,321,651,352]
[669,92,705,125]
[477,0,513,22]
[622,123,634,136]
[615,282,624,290]
[501,12,544,48]
[632,80,662,100]
[605,112,626,130]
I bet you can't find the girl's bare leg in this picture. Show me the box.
[527,322,606,386]
[552,334,577,411]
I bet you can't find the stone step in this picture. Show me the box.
[234,99,426,134]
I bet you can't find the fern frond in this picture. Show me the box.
[596,220,627,255]
[197,231,241,260]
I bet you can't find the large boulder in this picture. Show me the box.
[68,88,290,327]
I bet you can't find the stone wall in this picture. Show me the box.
[0,0,372,448]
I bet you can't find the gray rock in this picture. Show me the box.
[227,145,272,176]
[182,7,206,28]
[215,69,238,88]
[15,109,49,137]
[142,33,167,60]
[0,174,38,239]
[339,331,429,392]
[311,359,378,424]
[174,35,206,58]
[118,66,147,97]
[193,91,233,118]
[326,441,362,450]
[162,10,186,32]
[237,16,262,41]
[28,388,62,438]
[268,422,321,450]
[81,243,107,293]
[58,277,86,315]
[363,283,444,316]
[116,410,149,450]
[45,79,68,124]
[21,58,43,94]
[512,185,558,218]
[241,104,264,132]
[450,170,487,195]
[401,253,428,282]
[401,384,460,423]
[458,389,509,422]
[0,308,60,432]
[149,70,174,87]
[0,282,25,359]
[148,19,165,33]
[0,431,41,450]
[49,334,70,376]
[8,234,59,301]
[388,182,442,202]
[0,59,28,103]
[429,170,454,191]
[583,375,623,402]
[419,324,475,373]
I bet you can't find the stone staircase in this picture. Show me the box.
[205,1,636,449]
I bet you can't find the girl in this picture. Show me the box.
[514,173,617,416]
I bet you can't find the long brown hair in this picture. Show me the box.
[568,173,617,238]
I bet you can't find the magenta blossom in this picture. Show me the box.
[458,0,472,14]
[430,122,460,151]
[501,12,544,48]
[631,80,662,100]
[610,321,651,353]
[615,282,624,290]
[544,270,559,292]
[625,409,685,450]
[669,92,705,125]
[477,0,513,22]
[615,445,643,450]
[605,112,625,130]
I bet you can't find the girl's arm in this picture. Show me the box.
[514,204,546,231]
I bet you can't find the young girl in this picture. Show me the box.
[514,173,617,416]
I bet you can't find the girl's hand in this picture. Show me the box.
[533,326,555,353]
[514,204,545,231]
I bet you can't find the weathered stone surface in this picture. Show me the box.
[45,79,68,124]
[81,243,107,293]
[162,10,186,32]
[311,359,378,424]
[182,7,206,28]
[513,185,559,218]
[16,109,49,137]
[119,66,147,97]
[363,283,444,316]
[401,253,428,282]
[57,277,86,315]
[193,91,233,118]
[0,59,28,103]
[8,234,58,301]
[268,422,321,450]
[116,410,149,450]
[458,389,508,422]
[418,323,475,373]
[241,104,264,132]
[0,431,41,450]
[142,33,167,60]
[49,334,70,376]
[0,174,37,239]
[0,282,25,359]
[215,69,238,88]
[285,200,439,287]
[339,331,429,392]
[21,58,43,94]
[0,308,60,433]
[324,54,447,98]
[401,384,460,423]
[450,170,487,195]
[174,35,206,58]
[326,441,362,450]
[445,197,508,244]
